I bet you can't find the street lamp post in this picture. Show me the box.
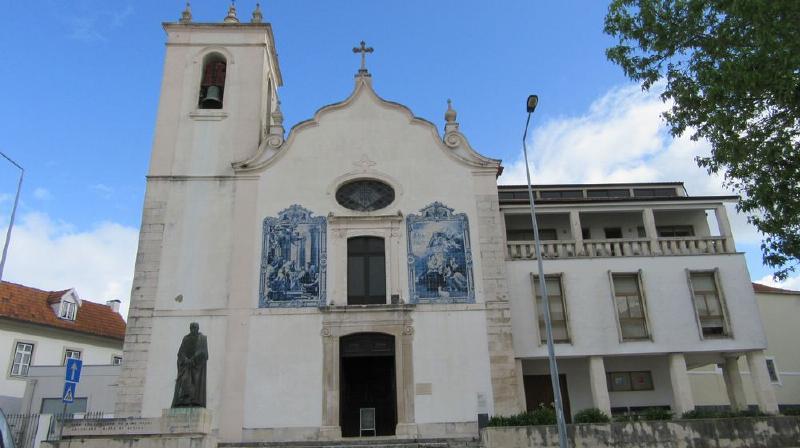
[0,151,24,283]
[521,95,569,448]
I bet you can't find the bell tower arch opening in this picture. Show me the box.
[199,52,227,109]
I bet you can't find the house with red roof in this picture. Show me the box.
[0,281,125,413]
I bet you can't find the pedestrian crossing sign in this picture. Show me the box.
[62,381,76,403]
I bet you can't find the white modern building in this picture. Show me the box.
[690,283,800,413]
[115,5,778,444]
[500,183,777,419]
[0,281,126,414]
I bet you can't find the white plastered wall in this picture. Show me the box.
[507,254,767,358]
[243,313,323,428]
[413,308,494,423]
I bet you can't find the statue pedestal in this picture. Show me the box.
[42,408,216,448]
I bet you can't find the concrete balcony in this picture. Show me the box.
[507,235,733,260]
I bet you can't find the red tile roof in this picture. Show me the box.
[0,281,126,341]
[753,282,800,295]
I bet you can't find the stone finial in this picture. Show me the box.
[251,3,263,23]
[224,2,239,23]
[444,99,460,135]
[271,100,284,125]
[445,99,457,123]
[179,2,192,24]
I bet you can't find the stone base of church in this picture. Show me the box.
[42,408,216,448]
[237,422,474,443]
[318,425,342,440]
[395,422,419,437]
[415,421,478,438]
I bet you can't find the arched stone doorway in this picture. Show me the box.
[320,307,416,439]
[339,332,396,436]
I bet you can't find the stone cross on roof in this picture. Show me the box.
[352,41,374,73]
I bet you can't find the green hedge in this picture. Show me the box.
[573,408,611,424]
[612,407,672,422]
[487,405,556,427]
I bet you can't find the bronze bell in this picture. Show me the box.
[201,85,223,109]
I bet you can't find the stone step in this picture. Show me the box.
[219,437,480,448]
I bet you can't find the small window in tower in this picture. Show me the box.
[199,53,227,109]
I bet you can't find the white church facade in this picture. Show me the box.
[116,6,778,444]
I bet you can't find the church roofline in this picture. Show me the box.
[232,73,500,174]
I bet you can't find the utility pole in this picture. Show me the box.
[0,151,24,283]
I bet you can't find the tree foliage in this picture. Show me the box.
[604,0,800,279]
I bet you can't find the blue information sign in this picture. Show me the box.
[62,382,76,404]
[65,358,83,383]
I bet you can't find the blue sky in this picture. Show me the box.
[0,1,792,315]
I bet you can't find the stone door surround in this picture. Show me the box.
[320,304,416,439]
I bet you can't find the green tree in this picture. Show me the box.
[604,0,800,279]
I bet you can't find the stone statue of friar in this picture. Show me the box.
[171,322,208,408]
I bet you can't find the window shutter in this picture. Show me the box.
[608,270,623,342]
[685,268,705,340]
[713,267,733,337]
[637,269,652,341]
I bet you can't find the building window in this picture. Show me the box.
[611,273,649,340]
[112,356,123,366]
[539,190,582,199]
[688,271,729,337]
[604,227,623,239]
[63,349,81,365]
[335,179,395,212]
[59,300,78,320]
[499,190,538,201]
[587,189,631,198]
[607,371,654,392]
[633,188,677,198]
[11,342,34,376]
[533,275,569,343]
[766,358,780,384]
[582,227,591,239]
[657,225,695,237]
[199,53,227,109]
[347,236,386,305]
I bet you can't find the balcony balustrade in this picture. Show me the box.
[507,236,731,260]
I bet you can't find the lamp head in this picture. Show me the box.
[526,95,539,113]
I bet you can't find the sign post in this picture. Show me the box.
[65,358,83,384]
[59,358,83,438]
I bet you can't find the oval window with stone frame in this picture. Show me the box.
[336,179,395,212]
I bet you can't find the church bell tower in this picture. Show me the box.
[117,2,282,422]
[148,2,283,177]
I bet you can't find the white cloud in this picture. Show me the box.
[33,187,53,201]
[755,274,800,292]
[60,2,134,42]
[1,212,138,319]
[90,183,114,199]
[499,83,762,245]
